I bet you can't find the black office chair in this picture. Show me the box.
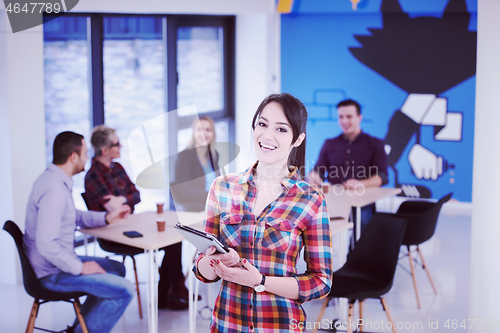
[81,192,143,318]
[378,192,452,308]
[313,214,407,333]
[3,221,89,333]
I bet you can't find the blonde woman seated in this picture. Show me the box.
[172,116,221,212]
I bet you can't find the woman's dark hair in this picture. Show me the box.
[251,93,308,178]
[53,131,84,165]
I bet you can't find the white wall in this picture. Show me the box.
[0,11,16,284]
[0,10,46,284]
[0,2,279,284]
[234,12,281,172]
[469,0,500,322]
[72,0,274,14]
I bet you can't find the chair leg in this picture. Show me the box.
[359,300,364,332]
[347,301,356,333]
[417,245,438,295]
[25,299,39,333]
[73,298,89,333]
[380,297,397,333]
[407,245,421,308]
[131,256,143,319]
[184,251,198,283]
[312,297,330,333]
[180,244,201,283]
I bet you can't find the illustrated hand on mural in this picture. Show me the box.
[401,94,449,181]
[383,93,457,182]
[408,144,443,181]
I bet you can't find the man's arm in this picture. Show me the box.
[370,138,389,185]
[74,205,130,275]
[76,205,131,229]
[307,142,330,186]
[343,175,382,189]
[36,188,84,275]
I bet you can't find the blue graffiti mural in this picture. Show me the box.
[281,0,477,201]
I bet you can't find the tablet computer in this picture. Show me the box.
[174,222,229,254]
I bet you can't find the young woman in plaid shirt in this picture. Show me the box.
[194,93,333,332]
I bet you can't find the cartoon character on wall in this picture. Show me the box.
[349,0,476,198]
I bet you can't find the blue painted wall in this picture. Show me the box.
[281,0,477,202]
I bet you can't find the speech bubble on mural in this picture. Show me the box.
[4,0,79,33]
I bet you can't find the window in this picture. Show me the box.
[43,14,235,212]
[167,16,236,189]
[177,26,224,114]
[103,15,166,211]
[43,15,91,210]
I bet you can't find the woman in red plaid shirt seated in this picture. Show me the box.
[194,93,333,332]
[84,125,190,310]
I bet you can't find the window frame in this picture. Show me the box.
[166,15,236,156]
[43,12,235,152]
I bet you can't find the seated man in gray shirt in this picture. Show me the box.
[23,131,135,333]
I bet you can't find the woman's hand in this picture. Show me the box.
[197,246,240,281]
[103,194,127,212]
[211,258,301,299]
[207,246,241,267]
[211,257,262,288]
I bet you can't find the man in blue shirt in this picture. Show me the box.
[308,99,388,233]
[24,131,135,333]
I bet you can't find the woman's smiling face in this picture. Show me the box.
[253,101,296,168]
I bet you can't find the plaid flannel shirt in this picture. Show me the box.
[194,162,333,332]
[84,159,140,212]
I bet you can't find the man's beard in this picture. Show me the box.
[73,163,85,175]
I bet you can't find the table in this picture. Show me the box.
[323,186,401,243]
[79,210,205,333]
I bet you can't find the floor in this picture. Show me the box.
[0,208,471,333]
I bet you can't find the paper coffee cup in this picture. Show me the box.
[157,220,166,232]
[156,203,164,214]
